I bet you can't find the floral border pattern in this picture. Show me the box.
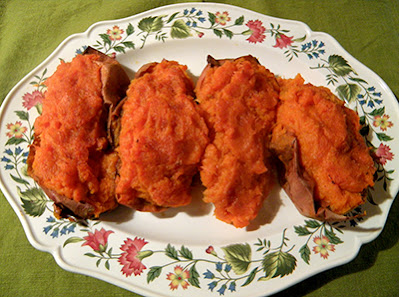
[1,6,396,296]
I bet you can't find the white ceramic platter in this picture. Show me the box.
[0,3,398,297]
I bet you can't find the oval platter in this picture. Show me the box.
[0,3,398,297]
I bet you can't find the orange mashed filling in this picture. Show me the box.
[116,60,208,211]
[30,54,118,216]
[196,57,280,228]
[273,75,375,214]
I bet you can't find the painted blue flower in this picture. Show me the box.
[186,21,191,26]
[312,39,318,47]
[46,216,56,223]
[190,7,196,14]
[183,9,189,15]
[50,228,59,238]
[301,43,309,51]
[192,21,197,27]
[368,86,375,92]
[22,158,27,164]
[224,264,232,272]
[216,262,223,272]
[373,92,382,97]
[217,284,227,295]
[313,52,319,58]
[67,224,76,233]
[208,281,217,291]
[196,10,203,16]
[23,152,29,157]
[307,54,313,59]
[319,49,325,55]
[367,100,375,108]
[4,149,13,156]
[60,226,68,235]
[1,156,11,163]
[375,99,383,105]
[43,225,52,234]
[359,100,366,105]
[204,269,215,279]
[198,17,206,23]
[15,147,23,156]
[5,164,14,170]
[228,282,236,292]
[357,94,364,99]
[319,41,325,48]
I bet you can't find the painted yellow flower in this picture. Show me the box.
[312,236,335,259]
[6,121,27,138]
[215,11,231,25]
[166,265,190,290]
[107,25,124,41]
[373,114,393,131]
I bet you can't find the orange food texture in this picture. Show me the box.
[116,60,209,211]
[29,54,119,217]
[271,74,375,215]
[195,56,280,228]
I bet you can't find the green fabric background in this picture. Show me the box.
[0,1,398,296]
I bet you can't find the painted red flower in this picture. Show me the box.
[313,236,335,259]
[273,34,294,48]
[373,114,393,131]
[107,25,124,41]
[166,265,190,290]
[245,20,266,43]
[22,90,44,110]
[119,237,149,277]
[6,121,27,138]
[374,143,394,165]
[81,228,113,252]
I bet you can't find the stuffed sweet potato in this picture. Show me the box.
[195,56,280,228]
[27,47,130,218]
[270,74,375,220]
[115,60,209,212]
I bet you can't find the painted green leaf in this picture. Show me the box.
[260,251,297,280]
[328,55,354,76]
[336,83,361,102]
[126,23,134,35]
[165,244,179,260]
[15,110,29,121]
[324,228,343,244]
[122,41,135,49]
[167,12,179,23]
[349,76,368,84]
[105,260,110,270]
[170,20,191,39]
[99,33,111,46]
[213,28,223,38]
[208,12,216,25]
[63,236,84,247]
[369,107,385,116]
[84,252,96,257]
[5,137,26,145]
[376,132,393,142]
[305,219,321,229]
[241,267,258,287]
[294,225,311,236]
[18,186,48,217]
[299,244,311,264]
[222,243,252,275]
[189,264,201,288]
[113,46,125,53]
[147,266,162,283]
[234,15,244,25]
[179,245,193,260]
[223,28,233,39]
[138,16,163,33]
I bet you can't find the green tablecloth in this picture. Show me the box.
[1,1,398,296]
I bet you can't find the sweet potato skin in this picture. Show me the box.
[270,74,375,220]
[27,49,130,218]
[195,56,280,228]
[115,60,209,211]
